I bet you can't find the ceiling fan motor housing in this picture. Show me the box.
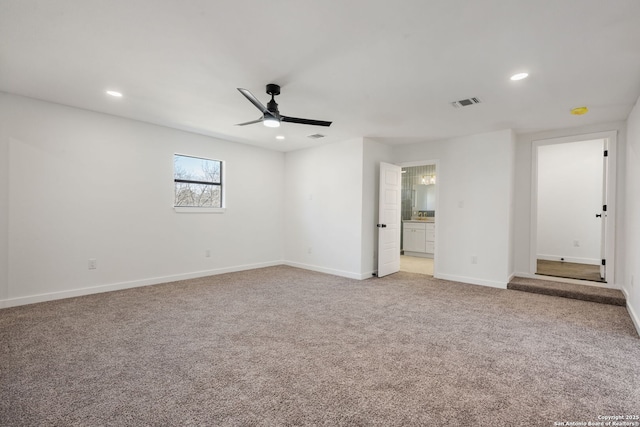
[265,84,281,118]
[267,100,279,115]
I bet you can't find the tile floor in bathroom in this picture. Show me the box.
[400,255,434,275]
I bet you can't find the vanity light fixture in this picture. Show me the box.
[421,175,436,185]
[276,135,285,140]
[106,90,123,97]
[510,72,529,81]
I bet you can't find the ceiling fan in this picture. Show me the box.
[236,84,332,128]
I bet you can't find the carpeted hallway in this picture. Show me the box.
[1,266,639,426]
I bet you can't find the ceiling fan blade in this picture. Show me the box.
[281,116,332,127]
[236,117,264,126]
[237,88,270,114]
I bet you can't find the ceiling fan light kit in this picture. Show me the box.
[263,116,280,127]
[236,84,332,129]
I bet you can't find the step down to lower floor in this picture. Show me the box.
[508,277,626,306]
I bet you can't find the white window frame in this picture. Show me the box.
[173,153,226,214]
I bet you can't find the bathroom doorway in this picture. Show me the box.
[400,162,437,276]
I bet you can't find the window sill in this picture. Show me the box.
[174,207,226,214]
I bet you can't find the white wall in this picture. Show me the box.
[0,117,8,302]
[0,93,285,307]
[623,96,640,333]
[391,129,516,288]
[536,139,603,264]
[284,138,366,279]
[361,139,393,276]
[513,122,627,282]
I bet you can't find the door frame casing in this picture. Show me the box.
[398,159,440,278]
[529,131,617,286]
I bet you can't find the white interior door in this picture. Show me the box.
[377,162,401,277]
[600,140,609,280]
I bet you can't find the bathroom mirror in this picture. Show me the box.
[414,184,436,211]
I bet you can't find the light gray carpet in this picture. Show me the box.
[1,266,639,426]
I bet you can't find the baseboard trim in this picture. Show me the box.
[284,261,368,280]
[621,288,640,338]
[0,260,283,309]
[435,273,507,289]
[627,300,640,338]
[403,251,433,259]
[620,287,629,299]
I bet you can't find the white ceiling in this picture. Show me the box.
[2,0,640,152]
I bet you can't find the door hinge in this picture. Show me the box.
[603,204,607,212]
[604,150,608,157]
[602,259,606,266]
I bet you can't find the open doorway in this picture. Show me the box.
[400,163,436,276]
[531,131,617,285]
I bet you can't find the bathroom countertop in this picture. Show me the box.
[404,219,435,223]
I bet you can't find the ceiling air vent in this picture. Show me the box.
[307,134,326,139]
[451,97,481,108]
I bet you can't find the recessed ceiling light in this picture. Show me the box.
[106,90,123,97]
[570,106,589,115]
[510,72,529,81]
[276,135,285,140]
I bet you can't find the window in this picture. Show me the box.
[174,154,223,208]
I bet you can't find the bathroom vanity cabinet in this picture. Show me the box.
[403,221,434,258]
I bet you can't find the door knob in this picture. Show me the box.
[377,224,387,228]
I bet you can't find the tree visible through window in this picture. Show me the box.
[174,154,222,208]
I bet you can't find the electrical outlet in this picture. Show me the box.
[88,259,97,270]
[308,247,312,254]
[573,240,580,247]
[205,249,211,258]
[471,255,478,264]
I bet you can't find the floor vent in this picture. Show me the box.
[307,134,326,139]
[451,97,481,108]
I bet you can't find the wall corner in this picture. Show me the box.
[0,94,9,302]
